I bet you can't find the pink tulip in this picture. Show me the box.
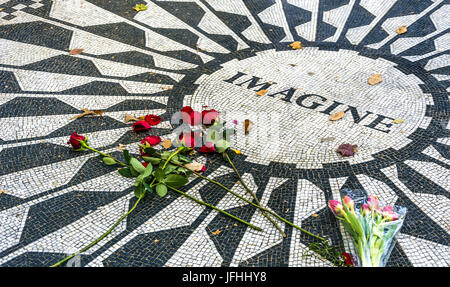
[328,200,345,217]
[367,195,380,210]
[342,195,355,211]
[361,203,371,216]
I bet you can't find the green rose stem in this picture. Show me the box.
[164,159,325,242]
[51,192,146,267]
[80,141,128,167]
[164,184,263,232]
[222,152,287,238]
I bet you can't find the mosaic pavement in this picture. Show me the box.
[0,0,449,267]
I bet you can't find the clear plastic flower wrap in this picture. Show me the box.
[328,189,407,267]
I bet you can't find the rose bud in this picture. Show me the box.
[67,132,87,150]
[341,252,354,266]
[200,165,207,172]
[144,114,162,126]
[132,121,151,132]
[199,142,216,154]
[202,109,220,126]
[342,195,355,212]
[328,200,345,217]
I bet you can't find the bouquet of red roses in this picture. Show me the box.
[328,193,407,267]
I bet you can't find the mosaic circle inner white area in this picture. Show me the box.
[187,48,431,168]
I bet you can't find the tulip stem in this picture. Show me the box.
[51,192,147,267]
[80,141,129,167]
[165,184,263,232]
[222,152,287,238]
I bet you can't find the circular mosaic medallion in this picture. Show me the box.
[0,0,448,267]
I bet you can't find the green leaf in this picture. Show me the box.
[163,174,188,188]
[156,184,167,197]
[164,164,178,175]
[176,166,189,174]
[142,146,158,156]
[215,139,231,153]
[178,154,192,163]
[130,157,146,174]
[142,156,161,165]
[155,168,165,182]
[134,183,145,198]
[118,168,133,178]
[123,150,131,164]
[102,156,116,165]
[129,166,140,177]
[134,175,144,187]
[143,181,153,193]
[160,151,171,160]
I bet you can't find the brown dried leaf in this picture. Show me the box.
[244,119,252,135]
[69,48,83,55]
[255,89,267,96]
[138,115,146,121]
[392,118,404,124]
[320,137,335,143]
[0,190,7,194]
[162,139,172,149]
[396,25,407,35]
[329,110,345,121]
[71,108,97,120]
[289,41,302,50]
[124,114,139,123]
[211,230,221,235]
[93,110,103,116]
[184,161,205,172]
[312,214,319,218]
[233,223,238,227]
[368,73,382,85]
[162,85,172,90]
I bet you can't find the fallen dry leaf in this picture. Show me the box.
[337,143,358,157]
[184,161,205,172]
[396,25,407,35]
[255,89,267,96]
[392,118,404,124]
[233,223,238,227]
[71,108,102,120]
[0,190,7,194]
[368,73,382,85]
[233,149,242,155]
[69,48,83,55]
[162,85,172,90]
[133,4,147,11]
[312,214,319,218]
[329,111,345,121]
[244,119,252,135]
[138,115,146,121]
[162,139,172,149]
[289,64,297,67]
[320,137,335,143]
[116,144,126,151]
[289,41,302,50]
[124,114,140,123]
[212,230,221,235]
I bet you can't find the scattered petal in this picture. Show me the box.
[336,144,358,157]
[255,89,267,96]
[289,41,302,50]
[211,230,221,235]
[368,73,382,85]
[329,111,345,121]
[184,161,206,172]
[132,121,151,132]
[124,114,140,123]
[233,120,238,125]
[396,25,407,35]
[162,139,172,149]
[69,48,83,55]
[144,114,162,126]
[116,144,126,151]
[244,119,252,135]
[233,149,242,155]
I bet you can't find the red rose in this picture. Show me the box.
[199,142,216,154]
[140,136,161,155]
[142,162,148,168]
[179,131,200,148]
[200,165,207,172]
[132,121,151,132]
[202,109,219,126]
[180,106,201,126]
[341,252,354,266]
[144,114,162,126]
[67,132,86,149]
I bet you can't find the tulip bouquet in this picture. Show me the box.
[328,194,407,267]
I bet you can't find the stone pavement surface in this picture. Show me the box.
[0,0,449,267]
